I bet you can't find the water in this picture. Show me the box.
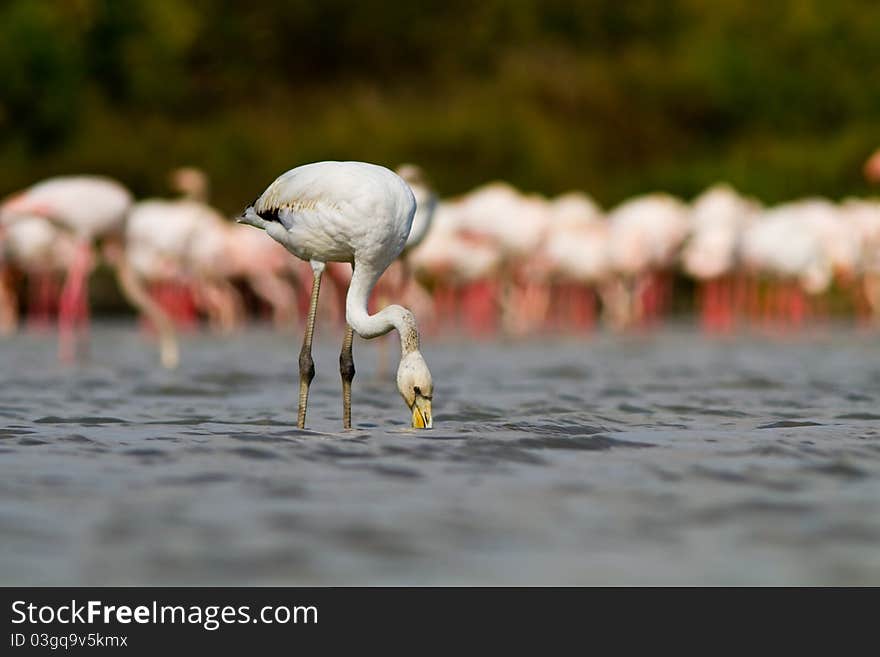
[1,324,879,585]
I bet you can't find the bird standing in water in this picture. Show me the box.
[238,161,433,430]
[0,175,133,362]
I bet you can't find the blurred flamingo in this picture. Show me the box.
[682,184,760,333]
[606,193,690,329]
[0,176,133,361]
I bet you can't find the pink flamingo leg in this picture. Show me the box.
[719,275,734,333]
[58,242,92,363]
[789,284,806,330]
[27,273,53,331]
[572,285,595,332]
[699,279,713,333]
[75,268,91,353]
[178,283,198,329]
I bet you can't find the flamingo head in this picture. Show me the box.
[397,350,433,429]
[170,166,209,201]
[237,202,267,229]
[396,163,427,186]
[865,150,880,184]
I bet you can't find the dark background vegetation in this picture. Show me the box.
[2,0,879,213]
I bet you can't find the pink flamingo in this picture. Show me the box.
[539,213,610,332]
[408,199,503,335]
[0,214,77,331]
[1,176,133,362]
[606,193,690,329]
[224,223,304,330]
[741,200,837,332]
[840,199,880,325]
[455,182,551,335]
[682,184,760,333]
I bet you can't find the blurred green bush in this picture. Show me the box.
[2,0,879,212]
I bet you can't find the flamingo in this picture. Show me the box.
[538,213,610,332]
[142,168,244,331]
[409,199,503,335]
[456,183,551,334]
[532,192,606,331]
[359,164,437,303]
[0,214,76,331]
[224,223,302,330]
[740,200,837,330]
[148,167,299,333]
[125,187,249,337]
[123,199,205,368]
[369,165,438,374]
[682,184,761,333]
[0,176,133,361]
[606,193,690,329]
[840,199,880,324]
[184,209,247,332]
[238,161,434,430]
[392,163,439,309]
[2,175,210,369]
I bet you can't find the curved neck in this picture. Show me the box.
[345,264,420,354]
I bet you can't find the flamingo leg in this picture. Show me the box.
[339,323,355,429]
[76,267,91,357]
[297,261,324,429]
[58,241,92,363]
[114,257,179,369]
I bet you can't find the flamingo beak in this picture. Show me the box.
[237,207,265,229]
[410,393,433,429]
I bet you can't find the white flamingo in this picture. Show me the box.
[238,161,434,430]
[369,165,439,374]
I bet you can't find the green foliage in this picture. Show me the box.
[1,0,879,211]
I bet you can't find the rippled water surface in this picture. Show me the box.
[2,324,879,585]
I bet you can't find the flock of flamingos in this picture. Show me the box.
[2,158,880,371]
